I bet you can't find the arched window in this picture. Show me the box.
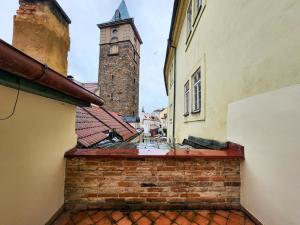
[112,29,118,38]
[110,28,118,43]
[134,37,137,48]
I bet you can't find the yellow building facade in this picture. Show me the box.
[164,0,300,143]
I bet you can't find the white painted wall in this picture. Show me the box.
[228,84,300,225]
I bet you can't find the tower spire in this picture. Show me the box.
[111,0,130,21]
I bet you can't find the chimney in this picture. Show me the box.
[12,0,71,76]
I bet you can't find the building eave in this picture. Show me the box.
[163,0,180,96]
[0,39,104,106]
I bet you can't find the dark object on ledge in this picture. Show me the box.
[183,136,227,149]
[123,115,140,123]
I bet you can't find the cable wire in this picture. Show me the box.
[0,80,20,121]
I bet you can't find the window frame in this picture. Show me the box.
[192,68,201,113]
[194,0,203,18]
[109,44,119,56]
[184,81,190,116]
[112,28,118,38]
[186,2,193,40]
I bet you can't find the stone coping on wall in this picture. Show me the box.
[64,142,244,160]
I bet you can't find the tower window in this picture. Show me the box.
[111,93,113,100]
[133,78,136,84]
[109,44,119,55]
[112,75,114,80]
[111,28,118,43]
[134,37,137,48]
[134,52,138,62]
[112,29,118,38]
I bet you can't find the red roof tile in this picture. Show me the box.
[76,107,109,147]
[84,106,136,141]
[76,106,137,148]
[109,111,136,133]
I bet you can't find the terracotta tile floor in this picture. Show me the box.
[52,209,257,225]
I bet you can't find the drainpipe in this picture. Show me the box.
[170,43,177,149]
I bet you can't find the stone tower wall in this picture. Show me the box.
[99,23,140,116]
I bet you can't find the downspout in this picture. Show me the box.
[170,43,177,148]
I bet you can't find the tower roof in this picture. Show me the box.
[111,0,130,22]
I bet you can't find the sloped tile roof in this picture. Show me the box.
[76,107,109,147]
[85,106,136,141]
[110,111,136,133]
[76,105,137,148]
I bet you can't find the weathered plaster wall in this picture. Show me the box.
[0,85,77,225]
[65,157,241,210]
[13,2,70,75]
[168,0,300,143]
[228,84,300,225]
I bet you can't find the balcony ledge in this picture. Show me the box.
[65,142,244,160]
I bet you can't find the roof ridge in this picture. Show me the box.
[101,107,135,134]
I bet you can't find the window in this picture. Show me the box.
[112,75,114,80]
[109,44,119,55]
[110,28,118,43]
[134,52,138,62]
[184,81,190,115]
[187,2,192,37]
[192,69,201,112]
[134,37,137,48]
[111,93,113,100]
[133,78,136,84]
[195,0,202,14]
[112,29,118,38]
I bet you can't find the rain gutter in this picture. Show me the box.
[0,39,104,106]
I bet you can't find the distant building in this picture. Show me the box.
[97,0,142,118]
[158,107,168,131]
[140,108,167,136]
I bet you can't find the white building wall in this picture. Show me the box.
[227,84,300,225]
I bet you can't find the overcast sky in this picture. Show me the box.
[0,0,173,112]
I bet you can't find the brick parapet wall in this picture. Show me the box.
[65,157,241,210]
